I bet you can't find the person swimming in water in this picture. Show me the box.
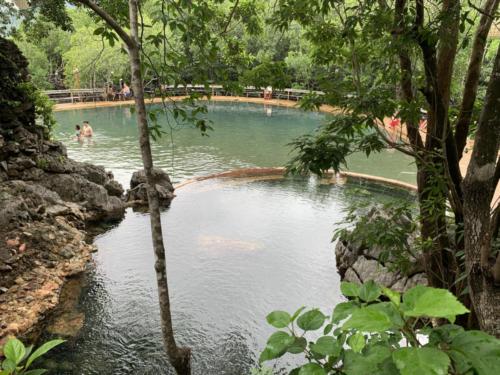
[82,121,94,137]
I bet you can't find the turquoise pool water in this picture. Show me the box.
[54,101,416,186]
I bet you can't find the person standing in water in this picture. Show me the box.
[82,121,93,137]
[73,124,83,141]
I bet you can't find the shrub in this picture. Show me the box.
[0,337,64,374]
[258,281,500,374]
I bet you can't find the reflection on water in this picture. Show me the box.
[54,102,416,186]
[45,178,412,374]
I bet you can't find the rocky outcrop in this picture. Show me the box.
[0,36,126,344]
[125,168,175,207]
[335,207,427,292]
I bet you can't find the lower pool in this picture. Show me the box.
[44,177,412,374]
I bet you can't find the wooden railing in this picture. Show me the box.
[43,85,324,103]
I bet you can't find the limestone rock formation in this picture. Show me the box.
[125,168,175,207]
[335,207,427,292]
[0,36,125,344]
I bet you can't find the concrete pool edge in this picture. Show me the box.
[173,167,418,193]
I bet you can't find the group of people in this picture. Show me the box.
[74,121,93,140]
[104,79,132,101]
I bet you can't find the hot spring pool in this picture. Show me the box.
[54,101,416,185]
[44,101,416,374]
[45,177,412,374]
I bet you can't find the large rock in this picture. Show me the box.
[125,168,175,207]
[0,36,126,343]
[335,206,427,292]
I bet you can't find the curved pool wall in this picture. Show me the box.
[53,101,417,186]
[44,175,413,374]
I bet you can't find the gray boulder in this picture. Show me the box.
[125,168,175,207]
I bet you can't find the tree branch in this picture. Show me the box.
[455,0,500,161]
[222,0,240,34]
[393,0,425,151]
[74,0,136,49]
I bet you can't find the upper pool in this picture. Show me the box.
[54,101,416,186]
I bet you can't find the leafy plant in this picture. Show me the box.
[0,337,64,375]
[257,281,500,374]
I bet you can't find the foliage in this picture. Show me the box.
[241,60,291,89]
[333,200,418,274]
[258,281,500,374]
[0,337,64,375]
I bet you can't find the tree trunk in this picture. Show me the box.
[462,42,500,337]
[128,0,192,372]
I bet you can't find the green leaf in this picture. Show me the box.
[392,347,450,375]
[323,323,333,335]
[310,336,341,357]
[448,330,500,375]
[287,337,307,354]
[340,281,360,297]
[25,339,65,369]
[343,345,392,375]
[297,309,326,331]
[262,331,294,361]
[347,331,365,353]
[359,280,381,302]
[266,311,291,329]
[382,287,400,307]
[3,338,25,365]
[291,306,306,322]
[401,286,469,322]
[332,301,358,324]
[1,358,16,372]
[343,305,393,332]
[298,363,326,375]
[259,348,276,364]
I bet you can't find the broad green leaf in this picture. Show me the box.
[297,309,326,331]
[340,282,360,297]
[347,332,365,353]
[359,280,381,302]
[332,301,358,324]
[291,306,306,322]
[264,332,294,358]
[1,358,16,372]
[287,337,307,354]
[448,330,500,375]
[259,348,276,364]
[343,345,392,375]
[343,306,393,332]
[266,311,291,329]
[310,336,341,357]
[401,286,469,321]
[382,287,400,307]
[323,323,333,335]
[368,302,405,328]
[428,324,464,347]
[3,338,25,365]
[298,363,326,375]
[392,347,450,375]
[25,339,65,369]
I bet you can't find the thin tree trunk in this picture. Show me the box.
[127,1,191,373]
[462,42,500,337]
